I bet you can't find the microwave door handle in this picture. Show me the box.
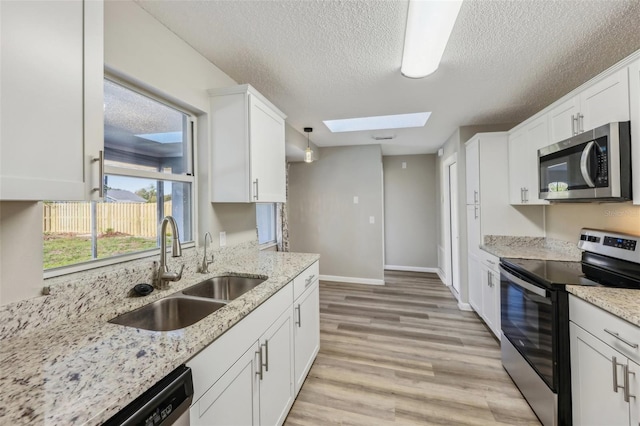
[580,141,596,188]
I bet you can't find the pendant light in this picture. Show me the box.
[304,127,313,163]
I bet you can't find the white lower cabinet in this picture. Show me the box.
[191,342,260,426]
[570,295,640,426]
[293,280,320,395]
[258,309,295,426]
[188,261,320,426]
[468,249,500,339]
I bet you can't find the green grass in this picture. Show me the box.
[44,233,157,269]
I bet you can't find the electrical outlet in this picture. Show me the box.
[402,162,407,169]
[219,231,226,247]
[369,216,375,224]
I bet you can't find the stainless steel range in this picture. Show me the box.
[499,228,640,426]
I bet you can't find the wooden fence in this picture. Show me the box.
[43,202,172,237]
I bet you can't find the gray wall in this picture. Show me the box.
[546,202,640,242]
[288,145,384,281]
[383,155,437,269]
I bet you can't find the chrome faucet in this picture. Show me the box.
[154,216,184,290]
[199,232,214,274]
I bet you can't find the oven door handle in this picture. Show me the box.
[499,265,547,297]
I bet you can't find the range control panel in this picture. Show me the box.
[603,236,638,251]
[579,228,640,264]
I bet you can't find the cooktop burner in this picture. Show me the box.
[501,258,599,288]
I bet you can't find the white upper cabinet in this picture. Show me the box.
[209,84,287,203]
[549,68,630,144]
[629,58,640,205]
[508,115,549,205]
[0,0,104,201]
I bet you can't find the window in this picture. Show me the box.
[256,203,277,247]
[43,79,195,271]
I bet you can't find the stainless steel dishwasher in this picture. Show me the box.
[103,365,193,426]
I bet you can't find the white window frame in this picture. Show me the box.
[44,76,197,278]
[257,203,278,250]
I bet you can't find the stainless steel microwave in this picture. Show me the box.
[538,121,631,202]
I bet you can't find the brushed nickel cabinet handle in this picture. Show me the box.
[624,364,636,402]
[92,150,104,198]
[295,304,301,327]
[305,274,315,287]
[263,340,269,372]
[605,329,639,349]
[256,348,263,380]
[578,113,584,133]
[253,178,259,200]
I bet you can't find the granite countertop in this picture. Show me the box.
[566,285,640,327]
[480,235,582,261]
[0,249,319,426]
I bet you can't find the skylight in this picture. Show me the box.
[323,112,431,133]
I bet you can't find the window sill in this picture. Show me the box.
[259,241,278,251]
[43,241,196,279]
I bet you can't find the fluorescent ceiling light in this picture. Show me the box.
[401,0,463,78]
[136,131,182,143]
[324,112,431,133]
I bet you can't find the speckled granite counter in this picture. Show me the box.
[480,235,581,261]
[566,286,640,327]
[0,246,319,425]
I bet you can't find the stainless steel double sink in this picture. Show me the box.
[109,276,266,331]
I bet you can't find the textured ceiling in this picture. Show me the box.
[136,0,640,155]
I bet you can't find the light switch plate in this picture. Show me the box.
[402,162,407,169]
[369,216,375,224]
[353,196,359,204]
[219,231,226,247]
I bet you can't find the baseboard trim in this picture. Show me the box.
[319,275,385,286]
[436,269,446,284]
[384,265,439,273]
[458,301,473,311]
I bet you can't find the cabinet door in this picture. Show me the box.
[294,281,320,395]
[570,322,630,426]
[628,59,640,205]
[465,138,480,205]
[466,204,481,254]
[524,115,550,205]
[249,95,286,203]
[549,96,580,143]
[508,129,529,204]
[467,252,482,314]
[191,342,260,426]
[259,308,295,426]
[481,268,498,337]
[0,0,102,201]
[580,68,630,132]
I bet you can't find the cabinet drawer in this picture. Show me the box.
[479,250,499,272]
[570,295,640,364]
[293,261,319,300]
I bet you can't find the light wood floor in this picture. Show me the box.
[285,270,541,426]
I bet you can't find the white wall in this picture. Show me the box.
[0,202,43,304]
[383,155,438,270]
[546,202,640,241]
[288,145,384,283]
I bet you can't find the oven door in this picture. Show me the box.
[500,265,555,390]
[538,131,609,200]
